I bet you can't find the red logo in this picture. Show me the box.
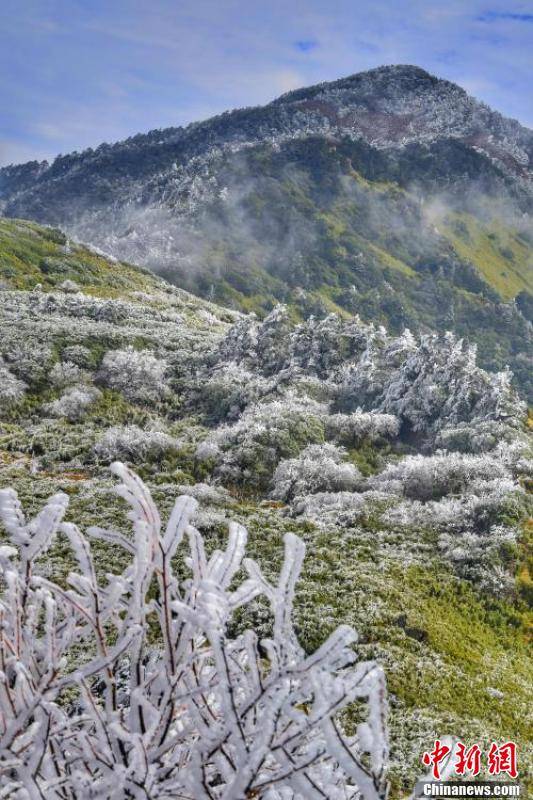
[455,743,482,776]
[422,740,452,780]
[487,742,518,779]
[422,741,518,779]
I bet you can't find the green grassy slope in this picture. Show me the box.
[0,217,162,296]
[440,213,533,300]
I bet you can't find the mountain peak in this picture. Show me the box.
[273,63,442,104]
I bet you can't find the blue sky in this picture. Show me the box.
[1,0,532,166]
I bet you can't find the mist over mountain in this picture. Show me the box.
[1,65,532,397]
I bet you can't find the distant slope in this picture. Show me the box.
[0,217,161,297]
[1,65,532,398]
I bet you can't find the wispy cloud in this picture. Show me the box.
[477,10,533,22]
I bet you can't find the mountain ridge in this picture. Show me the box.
[0,65,532,399]
[2,65,532,176]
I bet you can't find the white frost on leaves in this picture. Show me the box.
[44,385,102,422]
[271,444,361,502]
[49,360,86,389]
[0,464,389,799]
[0,358,27,407]
[94,425,178,463]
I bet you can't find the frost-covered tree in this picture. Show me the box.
[271,444,361,502]
[288,314,372,379]
[371,452,510,502]
[0,464,389,799]
[215,314,259,366]
[98,346,169,404]
[291,490,391,529]
[438,524,518,595]
[326,411,399,447]
[193,362,272,422]
[434,420,522,454]
[1,341,54,387]
[61,345,94,368]
[339,330,526,439]
[255,305,295,375]
[217,307,373,380]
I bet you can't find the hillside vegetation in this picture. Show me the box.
[0,217,168,296]
[0,220,531,793]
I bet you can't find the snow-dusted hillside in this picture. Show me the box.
[0,219,531,792]
[2,66,532,401]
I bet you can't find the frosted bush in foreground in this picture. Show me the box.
[201,394,327,488]
[0,464,389,799]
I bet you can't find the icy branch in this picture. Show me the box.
[0,463,388,799]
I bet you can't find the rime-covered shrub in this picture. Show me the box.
[326,411,400,447]
[44,385,102,422]
[97,346,169,404]
[0,464,389,799]
[172,481,232,507]
[439,525,518,596]
[217,311,526,449]
[435,421,522,454]
[94,424,178,463]
[215,313,259,365]
[377,478,525,596]
[0,358,27,408]
[195,362,271,422]
[271,443,361,502]
[288,313,372,377]
[336,328,412,409]
[372,452,509,502]
[218,306,372,379]
[292,490,392,528]
[49,360,85,389]
[58,278,80,293]
[255,304,295,374]
[385,476,519,530]
[2,341,55,386]
[61,344,94,367]
[255,309,360,377]
[198,394,327,488]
